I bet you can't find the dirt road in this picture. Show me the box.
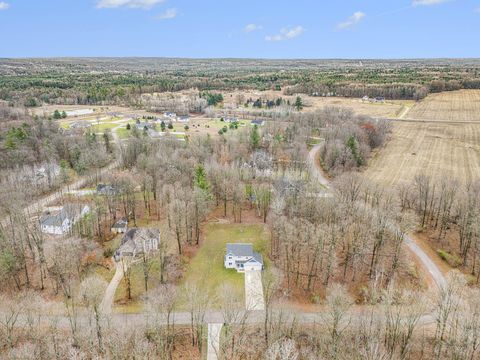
[308,144,446,290]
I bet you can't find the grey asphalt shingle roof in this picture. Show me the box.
[116,228,160,256]
[112,218,127,229]
[226,243,254,257]
[39,204,85,227]
[226,243,264,265]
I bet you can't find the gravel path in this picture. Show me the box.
[100,260,124,314]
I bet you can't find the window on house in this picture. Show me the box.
[228,262,232,266]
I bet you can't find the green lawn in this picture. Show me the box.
[180,223,269,308]
[205,119,250,129]
[113,256,164,313]
[91,123,117,132]
[116,127,131,139]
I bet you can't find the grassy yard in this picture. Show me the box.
[91,122,117,132]
[113,256,165,313]
[180,223,269,308]
[205,119,250,129]
[116,127,131,139]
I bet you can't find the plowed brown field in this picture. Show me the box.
[406,90,480,122]
[364,90,480,187]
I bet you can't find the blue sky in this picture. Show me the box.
[0,0,479,58]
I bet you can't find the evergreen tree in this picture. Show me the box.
[53,110,62,119]
[295,96,303,111]
[194,165,209,192]
[250,124,260,150]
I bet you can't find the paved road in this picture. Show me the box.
[308,144,446,290]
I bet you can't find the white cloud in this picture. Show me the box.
[337,11,366,30]
[0,2,10,10]
[156,8,177,20]
[96,0,165,9]
[412,0,452,6]
[265,26,305,42]
[244,24,262,33]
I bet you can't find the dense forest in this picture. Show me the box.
[1,58,480,106]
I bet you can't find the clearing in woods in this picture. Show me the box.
[364,90,480,187]
[406,90,480,122]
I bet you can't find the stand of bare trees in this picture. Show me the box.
[401,174,480,280]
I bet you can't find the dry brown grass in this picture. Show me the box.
[364,90,480,188]
[223,89,412,118]
[407,89,480,122]
[363,121,480,187]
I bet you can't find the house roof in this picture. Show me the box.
[117,228,160,255]
[112,218,128,229]
[97,184,117,195]
[251,252,263,264]
[251,119,264,125]
[226,243,254,257]
[40,204,86,227]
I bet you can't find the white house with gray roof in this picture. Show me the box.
[39,204,90,235]
[224,243,263,272]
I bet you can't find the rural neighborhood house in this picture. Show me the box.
[224,243,264,272]
[111,218,128,234]
[39,204,90,235]
[114,228,160,260]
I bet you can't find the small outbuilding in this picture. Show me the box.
[251,119,265,127]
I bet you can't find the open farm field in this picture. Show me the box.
[407,90,480,122]
[363,121,480,187]
[222,89,413,119]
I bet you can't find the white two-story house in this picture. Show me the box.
[39,204,90,235]
[224,243,264,272]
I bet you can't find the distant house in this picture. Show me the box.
[65,109,94,117]
[224,243,263,272]
[114,228,160,260]
[362,95,369,101]
[39,204,90,235]
[111,218,128,234]
[135,123,154,131]
[251,119,265,127]
[374,97,385,103]
[178,116,190,123]
[224,117,238,123]
[70,121,91,129]
[164,112,176,117]
[97,184,117,196]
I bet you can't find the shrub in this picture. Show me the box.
[437,249,463,268]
